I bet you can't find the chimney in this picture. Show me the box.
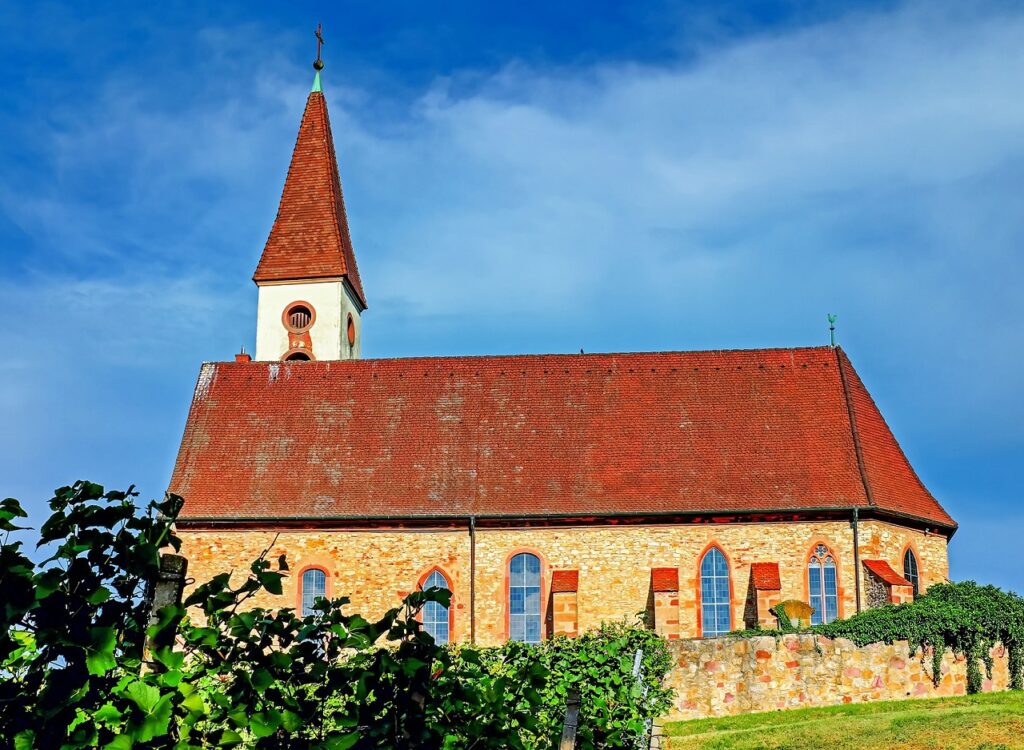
[235,348,252,363]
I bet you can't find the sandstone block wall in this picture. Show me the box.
[664,634,1011,721]
[176,518,948,646]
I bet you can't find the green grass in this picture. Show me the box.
[662,691,1024,750]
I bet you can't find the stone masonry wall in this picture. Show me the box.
[177,519,948,647]
[665,634,1010,721]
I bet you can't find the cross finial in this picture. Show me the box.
[827,313,838,348]
[314,23,325,71]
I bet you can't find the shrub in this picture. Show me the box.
[0,482,673,748]
[467,620,674,749]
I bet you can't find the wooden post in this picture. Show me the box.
[144,553,188,666]
[149,554,188,622]
[559,689,581,750]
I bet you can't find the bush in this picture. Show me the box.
[466,621,674,749]
[0,482,672,748]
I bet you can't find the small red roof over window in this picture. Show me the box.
[651,568,679,593]
[551,570,579,593]
[750,562,782,591]
[862,559,912,587]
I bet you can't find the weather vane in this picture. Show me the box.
[314,23,325,71]
[827,313,838,348]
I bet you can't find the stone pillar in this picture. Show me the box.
[550,570,579,637]
[651,568,680,640]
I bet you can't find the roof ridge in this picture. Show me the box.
[835,346,875,508]
[204,345,837,367]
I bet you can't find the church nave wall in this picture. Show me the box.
[176,519,949,646]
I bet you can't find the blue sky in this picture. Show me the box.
[0,0,1021,592]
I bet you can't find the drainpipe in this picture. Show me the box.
[852,508,862,614]
[469,515,477,644]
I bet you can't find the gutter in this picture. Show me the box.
[469,515,477,645]
[852,507,862,614]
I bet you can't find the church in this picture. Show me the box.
[169,61,957,646]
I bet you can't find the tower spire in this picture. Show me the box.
[251,29,366,362]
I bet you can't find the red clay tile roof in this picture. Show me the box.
[651,568,680,593]
[169,347,955,530]
[551,570,579,593]
[253,90,366,307]
[750,563,782,590]
[862,559,912,587]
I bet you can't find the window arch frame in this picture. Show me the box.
[297,565,331,617]
[696,543,734,638]
[417,566,454,644]
[902,545,921,597]
[282,300,316,334]
[504,548,547,644]
[805,541,842,625]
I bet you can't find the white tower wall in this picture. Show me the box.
[254,280,362,362]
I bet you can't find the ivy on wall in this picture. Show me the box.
[769,582,1024,693]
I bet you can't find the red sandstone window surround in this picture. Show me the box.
[697,545,733,637]
[903,547,920,597]
[417,567,454,644]
[283,301,316,333]
[808,543,839,625]
[298,566,331,617]
[505,549,546,644]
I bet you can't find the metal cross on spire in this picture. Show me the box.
[314,23,325,71]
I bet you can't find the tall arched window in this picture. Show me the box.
[699,547,731,637]
[808,544,839,625]
[903,549,920,597]
[421,569,451,644]
[509,553,542,643]
[300,568,327,617]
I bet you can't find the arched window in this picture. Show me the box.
[699,547,731,637]
[808,544,839,625]
[421,569,451,644]
[903,549,920,597]
[509,553,542,643]
[284,350,311,362]
[300,568,327,617]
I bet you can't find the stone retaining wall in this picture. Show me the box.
[665,634,1011,721]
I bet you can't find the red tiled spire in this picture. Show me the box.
[253,88,367,307]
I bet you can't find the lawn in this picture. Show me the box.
[662,691,1024,750]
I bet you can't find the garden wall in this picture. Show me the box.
[665,634,1011,721]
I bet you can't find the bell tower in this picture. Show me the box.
[252,32,366,362]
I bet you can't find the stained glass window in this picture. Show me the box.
[509,553,542,643]
[300,568,327,617]
[422,569,450,644]
[903,549,920,597]
[700,547,731,637]
[808,545,839,625]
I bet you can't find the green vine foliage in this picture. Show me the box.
[811,582,1024,693]
[0,482,671,749]
[470,621,674,749]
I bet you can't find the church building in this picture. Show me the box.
[169,62,957,646]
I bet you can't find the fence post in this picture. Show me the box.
[559,689,581,750]
[144,553,188,665]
